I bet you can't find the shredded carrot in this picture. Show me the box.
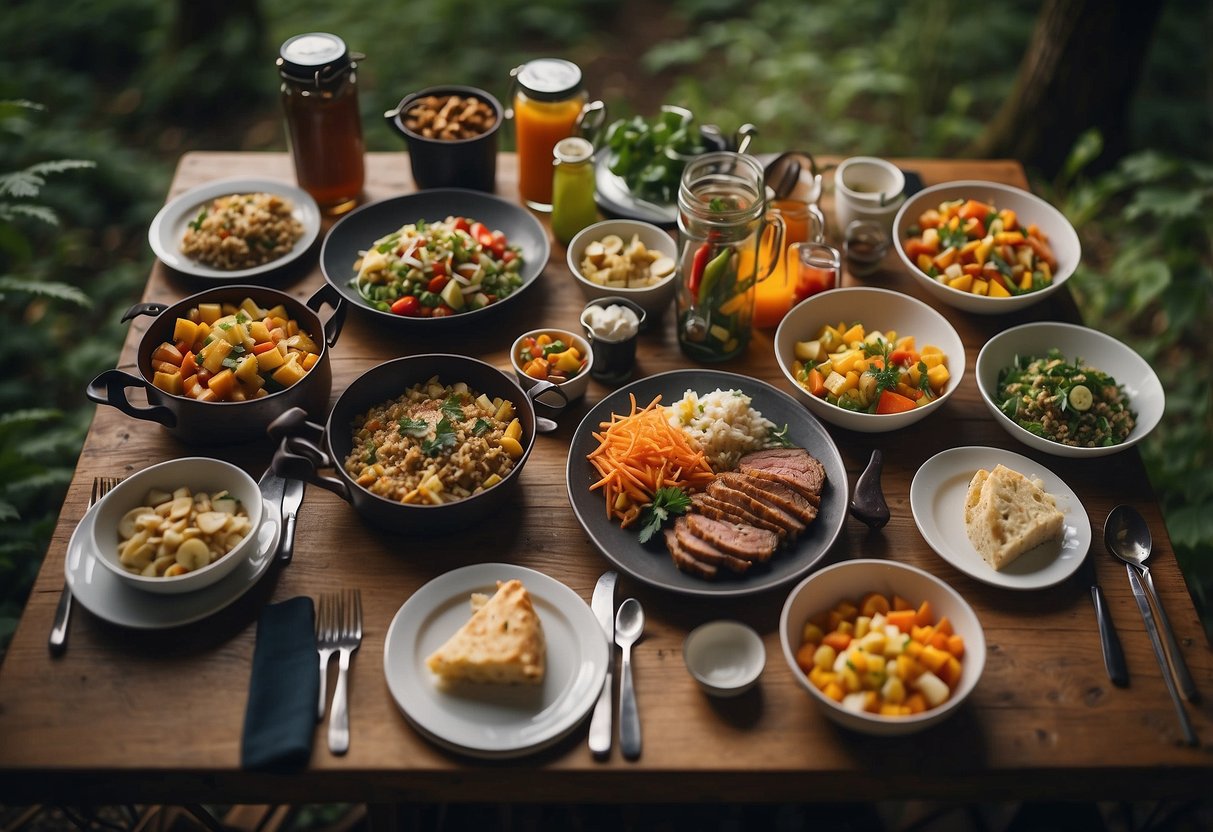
[586,394,715,528]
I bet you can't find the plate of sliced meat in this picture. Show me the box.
[565,370,848,597]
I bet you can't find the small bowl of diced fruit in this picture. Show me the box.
[510,328,594,406]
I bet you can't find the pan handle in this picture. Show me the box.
[305,283,348,348]
[525,379,569,434]
[271,443,350,502]
[85,369,176,428]
[120,302,169,323]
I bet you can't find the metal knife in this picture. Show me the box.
[588,570,618,758]
[1126,563,1198,746]
[1079,548,1128,687]
[258,467,287,516]
[277,478,305,564]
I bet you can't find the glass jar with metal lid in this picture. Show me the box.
[510,59,588,211]
[278,32,365,215]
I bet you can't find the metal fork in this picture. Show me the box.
[316,593,339,720]
[49,476,122,656]
[327,588,362,755]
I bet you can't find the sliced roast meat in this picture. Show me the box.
[665,527,718,580]
[716,472,819,524]
[691,493,789,540]
[673,518,753,573]
[684,513,778,562]
[707,481,806,539]
[738,451,827,503]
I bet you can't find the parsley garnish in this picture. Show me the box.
[471,418,492,436]
[440,395,465,422]
[637,486,692,544]
[540,340,568,358]
[397,417,429,437]
[769,424,794,448]
[421,417,457,457]
[188,209,207,232]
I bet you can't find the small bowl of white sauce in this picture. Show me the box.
[579,297,646,385]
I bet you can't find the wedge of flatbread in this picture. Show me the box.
[426,579,546,685]
[964,464,1064,571]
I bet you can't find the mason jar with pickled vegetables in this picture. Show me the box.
[511,59,587,212]
[676,152,783,362]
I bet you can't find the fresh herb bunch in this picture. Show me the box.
[637,486,692,544]
[606,109,706,204]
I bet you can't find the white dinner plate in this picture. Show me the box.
[148,177,321,280]
[909,446,1091,590]
[383,563,608,759]
[64,499,281,629]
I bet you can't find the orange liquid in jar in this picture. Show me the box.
[754,200,812,327]
[515,95,584,210]
[283,88,365,214]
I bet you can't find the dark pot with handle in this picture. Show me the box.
[87,283,346,445]
[268,354,566,533]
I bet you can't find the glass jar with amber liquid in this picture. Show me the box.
[278,33,365,215]
[511,59,587,212]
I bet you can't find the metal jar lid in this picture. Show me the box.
[554,137,593,164]
[516,59,583,101]
[278,33,352,87]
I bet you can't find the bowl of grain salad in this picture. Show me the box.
[976,322,1164,458]
[267,354,566,532]
[148,178,321,280]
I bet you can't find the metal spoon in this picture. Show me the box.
[615,598,644,761]
[1105,505,1199,702]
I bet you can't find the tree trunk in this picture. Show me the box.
[971,0,1165,176]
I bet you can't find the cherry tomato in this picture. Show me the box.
[427,275,449,293]
[431,261,446,278]
[453,217,470,234]
[501,249,517,264]
[431,305,456,318]
[390,295,421,316]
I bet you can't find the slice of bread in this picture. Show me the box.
[964,464,1064,570]
[426,579,546,686]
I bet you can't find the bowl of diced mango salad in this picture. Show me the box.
[780,559,986,735]
[87,284,344,445]
[893,180,1081,315]
[774,287,965,432]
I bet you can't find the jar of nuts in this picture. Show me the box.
[386,85,504,192]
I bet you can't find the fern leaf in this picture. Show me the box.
[0,501,18,524]
[0,409,62,429]
[26,159,95,177]
[0,203,59,225]
[0,171,43,199]
[0,277,91,307]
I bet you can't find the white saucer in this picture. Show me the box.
[148,177,321,280]
[383,563,608,759]
[65,499,282,629]
[909,446,1091,590]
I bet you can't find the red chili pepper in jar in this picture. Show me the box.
[687,243,711,300]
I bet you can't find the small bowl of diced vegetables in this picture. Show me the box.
[774,287,965,433]
[976,321,1164,458]
[893,180,1080,315]
[780,559,986,736]
[510,327,594,405]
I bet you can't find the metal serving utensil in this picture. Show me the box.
[615,597,645,761]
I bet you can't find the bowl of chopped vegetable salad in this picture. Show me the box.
[320,189,549,330]
[774,287,965,432]
[893,180,1080,315]
[976,322,1164,458]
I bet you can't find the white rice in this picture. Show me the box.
[667,388,778,471]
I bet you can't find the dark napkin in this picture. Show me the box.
[241,596,318,771]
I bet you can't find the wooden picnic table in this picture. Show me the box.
[0,152,1208,807]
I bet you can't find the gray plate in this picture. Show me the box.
[565,369,848,597]
[320,189,549,329]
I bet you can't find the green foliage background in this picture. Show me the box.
[0,0,1210,648]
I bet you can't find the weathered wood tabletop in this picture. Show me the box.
[1,152,1209,805]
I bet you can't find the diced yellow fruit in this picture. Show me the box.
[504,418,522,441]
[197,303,222,325]
[286,319,300,337]
[988,279,1011,298]
[249,321,271,342]
[153,371,183,395]
[830,349,861,375]
[256,347,285,373]
[794,340,823,362]
[300,352,319,370]
[839,323,865,344]
[972,278,989,296]
[239,298,265,320]
[947,273,973,292]
[200,338,233,374]
[481,473,502,489]
[206,369,236,400]
[1019,271,1034,290]
[498,436,524,459]
[494,400,515,422]
[927,363,950,392]
[272,357,306,387]
[916,253,933,272]
[920,352,945,369]
[808,666,836,689]
[933,247,958,269]
[553,349,582,373]
[235,354,261,385]
[822,682,845,702]
[172,318,199,345]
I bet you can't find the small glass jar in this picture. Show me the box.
[551,137,598,245]
[278,33,365,215]
[511,59,587,212]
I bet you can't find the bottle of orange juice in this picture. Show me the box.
[512,59,587,212]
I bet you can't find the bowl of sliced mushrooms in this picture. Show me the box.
[567,219,678,322]
[91,457,264,595]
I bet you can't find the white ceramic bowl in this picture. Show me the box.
[893,180,1080,315]
[976,321,1164,458]
[91,457,264,595]
[683,620,765,698]
[774,286,966,432]
[510,327,594,405]
[780,559,986,736]
[567,219,678,322]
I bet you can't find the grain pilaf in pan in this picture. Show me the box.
[344,376,525,505]
[180,192,304,270]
